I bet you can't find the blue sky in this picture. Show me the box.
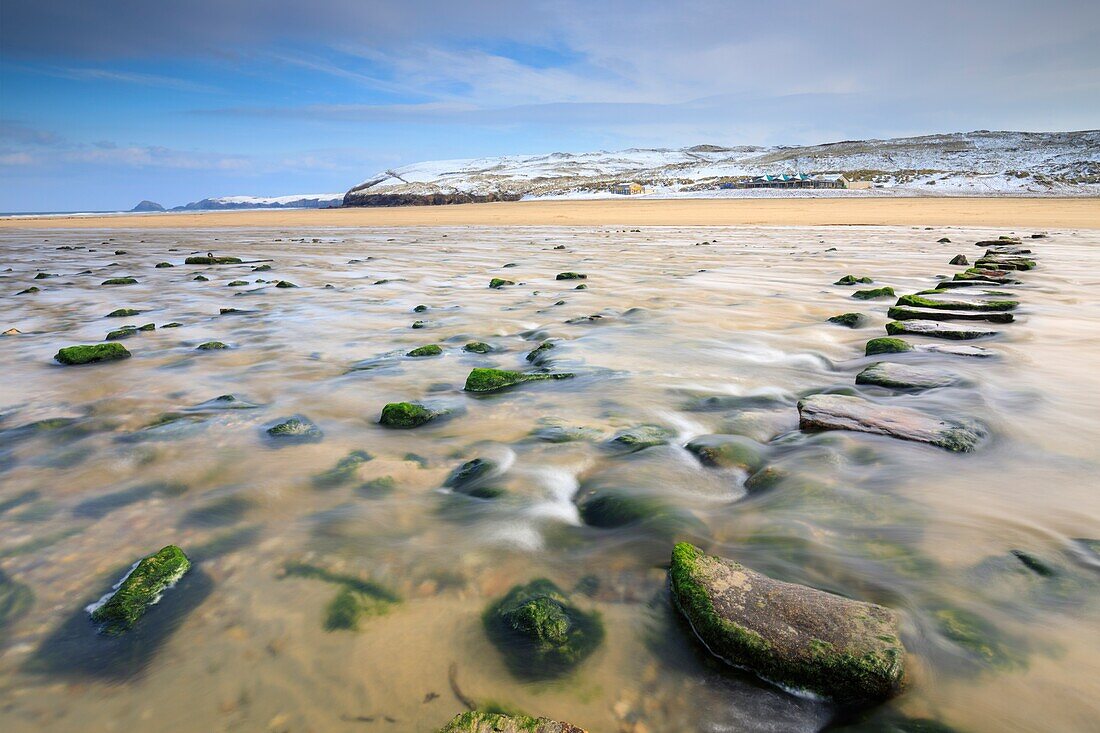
[1,0,1097,211]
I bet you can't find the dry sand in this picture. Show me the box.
[3,196,1098,229]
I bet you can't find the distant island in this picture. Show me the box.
[130,200,165,212]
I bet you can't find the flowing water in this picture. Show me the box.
[0,225,1098,733]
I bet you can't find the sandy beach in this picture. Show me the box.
[3,196,1099,230]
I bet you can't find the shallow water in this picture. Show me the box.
[0,225,1098,733]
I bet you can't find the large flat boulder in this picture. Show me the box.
[886,306,1013,324]
[669,543,906,702]
[895,294,1017,311]
[856,362,959,390]
[798,393,985,451]
[886,320,997,340]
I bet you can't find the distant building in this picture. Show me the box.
[720,174,864,190]
[611,182,645,195]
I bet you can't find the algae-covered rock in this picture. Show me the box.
[227,280,248,287]
[102,277,138,286]
[555,272,587,280]
[407,344,443,357]
[196,341,229,350]
[852,286,895,300]
[949,254,968,266]
[886,320,997,340]
[411,320,428,329]
[887,306,1013,324]
[483,579,603,679]
[856,362,959,390]
[253,264,272,272]
[895,294,1017,311]
[90,545,191,635]
[526,341,555,363]
[605,424,674,453]
[798,393,985,452]
[55,343,131,365]
[439,711,587,733]
[266,416,323,442]
[463,368,573,393]
[17,287,40,294]
[669,542,905,702]
[154,262,174,268]
[835,275,873,285]
[865,337,911,355]
[489,278,515,289]
[463,341,492,354]
[184,255,242,265]
[107,308,141,318]
[275,280,298,288]
[194,275,209,282]
[379,402,437,428]
[685,434,765,472]
[576,491,670,528]
[828,312,867,328]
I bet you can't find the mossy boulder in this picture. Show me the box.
[266,416,323,442]
[107,308,141,317]
[196,341,229,350]
[184,255,242,265]
[685,434,766,472]
[605,424,674,453]
[194,274,209,282]
[227,280,248,287]
[835,275,873,285]
[852,286,895,300]
[576,491,671,529]
[489,278,515,289]
[463,341,492,354]
[463,368,573,393]
[828,312,866,328]
[106,324,152,340]
[407,344,443,357]
[252,264,272,272]
[90,545,191,635]
[483,579,603,679]
[411,320,428,329]
[865,337,911,355]
[555,272,587,280]
[155,262,174,268]
[438,712,587,733]
[669,542,905,701]
[55,343,131,365]
[102,277,138,286]
[275,280,298,288]
[379,402,437,428]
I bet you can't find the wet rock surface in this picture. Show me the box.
[798,394,985,451]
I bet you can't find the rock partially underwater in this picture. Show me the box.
[90,545,191,635]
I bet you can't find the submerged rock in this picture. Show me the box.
[379,402,438,428]
[90,545,191,635]
[444,457,504,498]
[313,450,373,489]
[919,343,995,358]
[266,416,323,442]
[605,424,675,453]
[438,711,587,733]
[102,277,138,286]
[856,362,959,390]
[275,280,298,288]
[55,343,131,365]
[463,368,573,393]
[576,491,672,528]
[828,312,867,328]
[887,306,1013,323]
[669,542,905,702]
[106,308,141,318]
[483,579,603,679]
[865,337,912,355]
[886,320,997,340]
[798,393,985,451]
[525,340,555,363]
[852,286,895,300]
[684,434,765,471]
[195,341,229,350]
[555,272,587,280]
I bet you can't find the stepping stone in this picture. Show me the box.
[887,306,1014,323]
[935,279,1010,290]
[886,320,997,340]
[856,362,959,390]
[669,542,907,701]
[798,393,986,451]
[895,294,1017,311]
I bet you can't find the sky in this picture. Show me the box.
[1,0,1097,212]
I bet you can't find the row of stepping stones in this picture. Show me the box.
[804,234,1043,452]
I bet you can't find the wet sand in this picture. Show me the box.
[1,224,1099,733]
[2,196,1099,230]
